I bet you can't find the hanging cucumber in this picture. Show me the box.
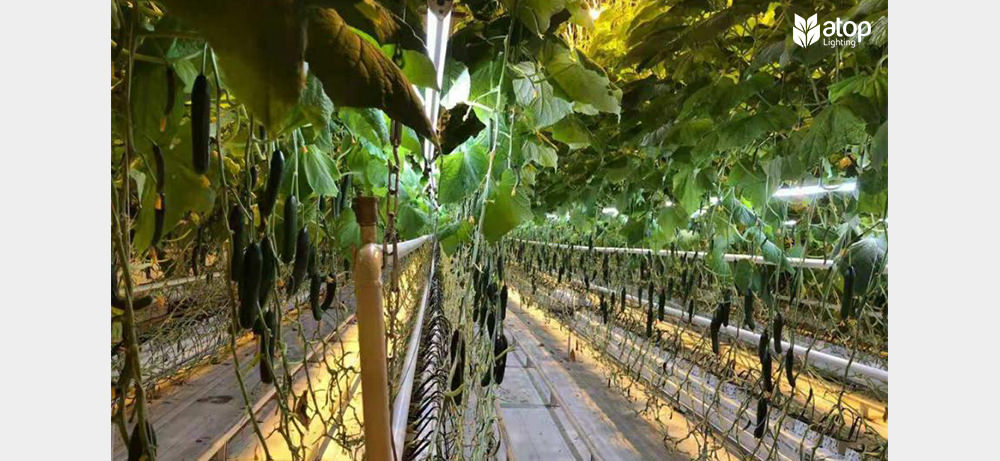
[645,294,654,338]
[493,333,509,385]
[758,329,770,363]
[321,274,338,311]
[761,350,773,393]
[620,286,626,312]
[282,196,299,263]
[687,299,694,323]
[229,205,246,281]
[499,285,508,319]
[127,420,157,461]
[152,143,165,192]
[259,149,285,220]
[720,290,732,327]
[773,311,784,354]
[743,288,756,330]
[310,272,323,321]
[657,287,665,321]
[785,348,795,388]
[238,243,262,330]
[841,265,855,320]
[191,73,211,174]
[600,294,609,324]
[754,397,769,439]
[290,229,310,293]
[259,330,274,384]
[258,237,277,307]
[710,312,721,355]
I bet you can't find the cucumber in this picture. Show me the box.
[282,196,299,263]
[238,243,262,330]
[687,298,694,323]
[758,329,770,363]
[499,285,508,319]
[493,333,509,385]
[229,205,246,281]
[754,397,768,439]
[710,314,722,355]
[841,265,855,320]
[191,73,211,174]
[620,286,626,312]
[645,292,654,338]
[320,275,338,311]
[259,149,285,219]
[761,350,773,393]
[258,237,277,307]
[657,287,665,321]
[127,420,157,461]
[290,229,310,293]
[743,288,756,330]
[152,144,165,192]
[720,291,732,327]
[310,273,323,321]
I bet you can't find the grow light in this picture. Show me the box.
[783,219,798,227]
[601,207,619,217]
[772,181,857,199]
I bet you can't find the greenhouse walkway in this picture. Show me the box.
[496,291,688,461]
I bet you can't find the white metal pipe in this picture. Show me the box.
[390,250,436,460]
[517,239,889,273]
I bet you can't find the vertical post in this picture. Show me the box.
[353,196,393,461]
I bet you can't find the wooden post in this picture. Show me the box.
[353,197,393,461]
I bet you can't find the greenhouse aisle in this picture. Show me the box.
[496,293,687,461]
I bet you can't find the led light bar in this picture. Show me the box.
[772,180,857,199]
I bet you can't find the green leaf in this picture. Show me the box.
[501,0,567,35]
[482,170,533,242]
[334,207,361,253]
[799,103,868,166]
[381,44,439,90]
[301,146,340,197]
[440,60,471,109]
[281,73,335,135]
[439,143,488,204]
[871,121,887,169]
[671,163,705,214]
[549,117,591,150]
[512,62,572,129]
[655,205,687,242]
[522,139,558,169]
[838,235,888,293]
[540,42,621,114]
[717,106,797,150]
[397,203,428,239]
[134,132,216,253]
[829,70,888,109]
[307,8,434,139]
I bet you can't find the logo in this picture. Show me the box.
[793,14,871,48]
[793,14,820,47]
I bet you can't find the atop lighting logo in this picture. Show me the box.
[793,13,871,48]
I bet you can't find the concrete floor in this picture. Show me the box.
[497,296,687,461]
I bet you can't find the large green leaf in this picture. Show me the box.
[134,132,216,253]
[798,103,868,166]
[439,143,488,204]
[871,121,888,169]
[307,8,434,140]
[512,62,572,129]
[381,44,438,90]
[717,106,797,150]
[482,170,533,242]
[838,235,888,293]
[301,146,340,197]
[440,60,471,109]
[540,42,621,114]
[501,0,567,35]
[549,117,591,150]
[522,139,558,169]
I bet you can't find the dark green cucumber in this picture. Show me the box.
[191,73,211,174]
[657,287,666,321]
[310,272,323,321]
[282,196,299,263]
[499,285,508,319]
[710,313,722,355]
[229,205,246,281]
[127,420,157,461]
[758,329,770,363]
[321,275,338,311]
[743,288,756,330]
[841,265,855,320]
[687,298,694,323]
[761,350,773,393]
[290,229,310,293]
[754,397,768,439]
[493,333,509,385]
[720,291,732,327]
[258,237,277,307]
[152,144,165,193]
[620,286,626,312]
[238,243,262,330]
[259,149,285,219]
